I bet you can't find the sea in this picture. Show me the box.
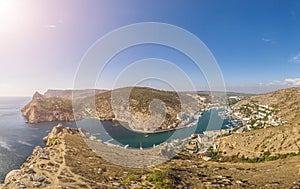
[0,97,239,183]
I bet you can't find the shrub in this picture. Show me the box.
[123,174,141,184]
[146,170,170,188]
[47,136,60,146]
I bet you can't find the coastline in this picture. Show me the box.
[0,125,172,188]
[22,113,202,134]
[126,118,200,134]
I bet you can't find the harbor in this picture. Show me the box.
[84,108,242,149]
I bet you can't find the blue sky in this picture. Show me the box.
[0,0,299,96]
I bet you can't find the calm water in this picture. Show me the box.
[0,97,236,183]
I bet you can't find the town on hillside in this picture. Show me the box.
[177,93,289,160]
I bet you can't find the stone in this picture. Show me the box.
[39,151,50,160]
[19,184,27,188]
[33,182,42,187]
[38,176,45,182]
[112,182,121,187]
[44,179,51,184]
[24,168,35,174]
[4,169,21,184]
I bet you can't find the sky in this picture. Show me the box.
[0,0,300,96]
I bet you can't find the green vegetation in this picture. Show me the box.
[205,146,220,160]
[218,150,300,163]
[228,98,238,105]
[39,97,72,111]
[239,151,300,163]
[129,87,181,113]
[123,174,141,184]
[93,87,185,128]
[47,136,61,146]
[146,170,170,188]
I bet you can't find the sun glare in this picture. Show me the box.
[0,0,22,32]
[0,0,12,13]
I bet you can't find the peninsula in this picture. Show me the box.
[22,87,205,133]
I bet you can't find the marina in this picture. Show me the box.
[84,108,242,149]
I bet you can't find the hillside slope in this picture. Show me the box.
[235,87,300,125]
[217,88,300,159]
[44,89,106,99]
[2,125,300,188]
[21,93,75,123]
[22,87,200,131]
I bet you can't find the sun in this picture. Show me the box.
[0,0,14,16]
[0,0,21,33]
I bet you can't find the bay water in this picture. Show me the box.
[0,97,235,183]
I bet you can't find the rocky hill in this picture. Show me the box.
[21,89,107,123]
[22,93,75,123]
[2,125,300,188]
[44,89,106,99]
[235,87,300,125]
[22,87,201,131]
[216,87,300,159]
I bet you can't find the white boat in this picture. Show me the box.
[140,143,143,150]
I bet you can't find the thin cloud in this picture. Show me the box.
[44,24,57,28]
[261,37,276,44]
[264,78,300,86]
[284,78,300,86]
[44,19,63,29]
[289,53,300,64]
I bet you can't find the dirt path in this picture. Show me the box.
[2,125,300,188]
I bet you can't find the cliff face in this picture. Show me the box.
[21,94,75,123]
[21,89,107,124]
[22,87,201,130]
[1,125,127,188]
[0,125,210,188]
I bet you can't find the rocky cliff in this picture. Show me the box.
[21,89,108,123]
[2,125,300,188]
[22,87,201,131]
[0,125,136,188]
[21,93,75,123]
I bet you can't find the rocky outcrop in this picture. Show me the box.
[21,97,75,123]
[1,125,75,188]
[32,92,44,100]
[21,89,108,124]
[0,125,99,189]
[2,125,300,188]
[42,124,87,146]
[22,87,201,131]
